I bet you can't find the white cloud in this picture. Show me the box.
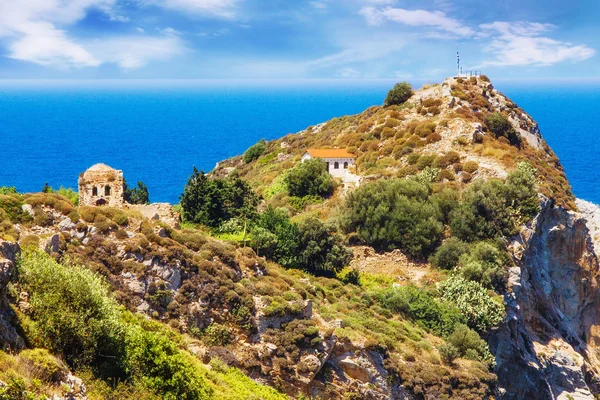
[479,21,596,67]
[88,35,185,69]
[360,6,474,37]
[146,0,241,18]
[0,0,186,69]
[310,1,327,10]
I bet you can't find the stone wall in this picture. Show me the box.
[78,164,124,207]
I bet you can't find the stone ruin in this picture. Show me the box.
[78,163,124,207]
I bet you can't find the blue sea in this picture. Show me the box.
[0,79,598,204]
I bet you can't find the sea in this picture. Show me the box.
[0,79,598,204]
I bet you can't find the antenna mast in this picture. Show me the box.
[456,44,460,77]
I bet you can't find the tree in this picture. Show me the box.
[285,159,334,198]
[180,168,259,228]
[124,179,150,205]
[42,182,52,193]
[243,139,266,163]
[383,82,413,107]
[485,112,521,147]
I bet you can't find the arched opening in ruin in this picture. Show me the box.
[105,185,111,196]
[95,198,107,206]
[92,187,98,196]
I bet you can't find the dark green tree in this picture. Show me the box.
[383,82,413,107]
[180,168,259,228]
[285,159,334,198]
[124,180,150,205]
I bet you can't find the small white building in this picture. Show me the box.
[301,148,356,179]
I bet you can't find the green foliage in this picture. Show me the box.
[447,324,495,366]
[243,139,266,163]
[180,168,259,228]
[430,237,469,270]
[458,241,510,291]
[0,186,18,195]
[253,206,300,267]
[438,343,459,365]
[124,323,211,400]
[379,285,465,337]
[450,163,538,242]
[439,275,504,332]
[341,178,444,257]
[253,207,351,275]
[124,180,150,205]
[284,159,334,198]
[296,217,352,276]
[203,323,233,346]
[383,82,413,107]
[485,112,521,147]
[0,193,26,222]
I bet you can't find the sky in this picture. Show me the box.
[0,0,597,81]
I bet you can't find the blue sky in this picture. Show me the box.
[0,0,597,80]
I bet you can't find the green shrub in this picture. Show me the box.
[55,187,79,206]
[430,237,469,270]
[438,343,459,365]
[458,241,510,291]
[19,249,126,375]
[450,164,538,242]
[0,186,18,195]
[284,159,334,198]
[341,178,443,257]
[203,323,233,346]
[243,139,266,163]
[379,285,464,337]
[0,194,26,222]
[296,217,352,276]
[485,112,521,147]
[383,82,413,107]
[439,275,504,332]
[447,324,494,365]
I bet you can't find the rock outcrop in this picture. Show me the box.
[494,199,600,399]
[0,240,23,350]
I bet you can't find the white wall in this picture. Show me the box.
[302,153,355,178]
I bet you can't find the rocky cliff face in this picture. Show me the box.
[494,199,600,399]
[0,240,23,350]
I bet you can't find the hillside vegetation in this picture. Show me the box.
[0,76,576,399]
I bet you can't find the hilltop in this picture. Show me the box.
[1,76,600,400]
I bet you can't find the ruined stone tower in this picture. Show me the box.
[78,163,124,207]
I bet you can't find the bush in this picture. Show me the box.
[296,217,352,276]
[439,275,504,332]
[341,178,443,257]
[379,285,464,336]
[463,161,479,173]
[203,323,233,346]
[439,343,459,365]
[284,159,334,198]
[485,112,521,147]
[253,206,300,267]
[19,348,66,383]
[19,249,126,375]
[383,82,413,107]
[458,241,510,291]
[447,324,494,365]
[450,164,538,242]
[243,139,266,163]
[430,237,469,270]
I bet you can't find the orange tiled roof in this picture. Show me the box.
[306,148,355,159]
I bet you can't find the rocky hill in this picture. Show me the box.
[1,76,599,399]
